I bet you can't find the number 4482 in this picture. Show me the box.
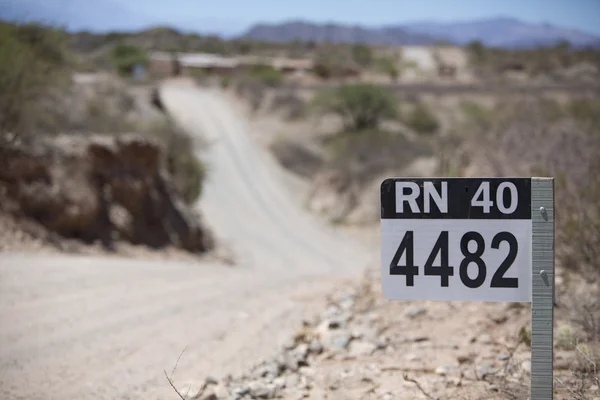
[390,231,519,289]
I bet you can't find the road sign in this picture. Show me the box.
[380,177,555,400]
[381,178,533,302]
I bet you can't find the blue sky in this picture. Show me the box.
[116,0,600,35]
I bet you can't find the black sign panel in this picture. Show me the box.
[381,178,531,220]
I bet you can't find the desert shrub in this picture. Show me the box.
[460,101,495,130]
[247,64,283,88]
[270,91,306,120]
[376,56,400,82]
[146,120,206,204]
[235,79,267,112]
[108,43,148,75]
[325,129,431,187]
[313,84,397,131]
[459,97,600,283]
[220,75,232,89]
[406,102,440,134]
[351,44,373,68]
[313,46,353,80]
[0,21,70,139]
[466,40,488,65]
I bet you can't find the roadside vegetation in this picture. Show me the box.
[0,21,71,141]
[108,43,148,75]
[1,21,208,252]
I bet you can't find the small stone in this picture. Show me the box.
[478,364,496,377]
[521,360,531,373]
[406,353,420,362]
[294,343,309,359]
[497,354,510,361]
[247,381,271,399]
[232,386,250,397]
[457,353,473,364]
[331,333,352,351]
[435,365,455,376]
[348,340,377,357]
[283,353,302,372]
[273,377,286,390]
[405,306,427,319]
[339,295,355,310]
[373,339,387,350]
[325,305,340,317]
[199,392,217,400]
[204,376,219,386]
[212,384,230,400]
[489,385,499,392]
[178,382,203,399]
[309,339,324,355]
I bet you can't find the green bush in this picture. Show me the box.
[313,84,397,131]
[0,21,70,138]
[460,101,494,130]
[351,44,373,67]
[247,64,283,88]
[108,43,148,75]
[312,46,352,80]
[147,120,206,204]
[376,56,399,82]
[406,102,440,134]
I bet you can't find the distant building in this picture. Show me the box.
[149,51,239,77]
[149,51,316,78]
[399,46,470,81]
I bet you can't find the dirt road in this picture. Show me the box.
[0,80,373,400]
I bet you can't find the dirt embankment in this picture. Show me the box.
[0,133,213,254]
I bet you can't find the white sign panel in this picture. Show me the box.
[380,178,532,302]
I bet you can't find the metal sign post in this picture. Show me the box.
[531,178,555,400]
[380,177,555,399]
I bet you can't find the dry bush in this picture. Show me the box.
[0,21,71,142]
[457,96,600,342]
[312,84,397,131]
[234,79,267,112]
[325,129,431,187]
[405,102,440,135]
[269,91,307,120]
[146,120,206,205]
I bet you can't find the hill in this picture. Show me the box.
[243,18,600,48]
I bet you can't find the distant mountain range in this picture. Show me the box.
[243,18,600,49]
[2,0,599,49]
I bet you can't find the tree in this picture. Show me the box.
[351,44,373,68]
[0,21,70,138]
[377,56,400,82]
[406,103,439,134]
[108,43,148,75]
[467,40,488,64]
[313,84,397,131]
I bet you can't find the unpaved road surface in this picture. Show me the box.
[0,80,373,400]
